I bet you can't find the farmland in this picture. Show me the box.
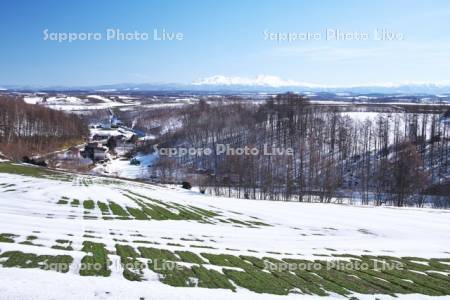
[1,163,449,299]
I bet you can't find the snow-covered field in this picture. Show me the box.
[23,94,134,112]
[0,163,449,299]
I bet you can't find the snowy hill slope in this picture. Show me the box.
[0,162,449,299]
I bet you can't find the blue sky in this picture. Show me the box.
[1,0,450,86]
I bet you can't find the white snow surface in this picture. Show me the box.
[23,96,43,104]
[93,153,158,178]
[22,94,133,111]
[88,94,115,103]
[0,171,449,299]
[1,267,445,300]
[90,127,135,139]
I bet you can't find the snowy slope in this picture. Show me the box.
[88,95,115,103]
[1,172,448,258]
[93,153,158,179]
[0,163,449,299]
[21,94,134,112]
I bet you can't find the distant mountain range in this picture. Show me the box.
[2,75,450,95]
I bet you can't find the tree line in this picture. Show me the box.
[0,95,88,159]
[151,93,450,208]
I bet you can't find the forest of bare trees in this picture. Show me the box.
[148,94,450,207]
[0,95,88,159]
[2,91,447,208]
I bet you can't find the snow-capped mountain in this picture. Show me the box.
[2,75,450,94]
[192,75,317,88]
[192,75,450,94]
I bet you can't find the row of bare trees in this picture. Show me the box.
[146,94,450,207]
[0,95,88,159]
